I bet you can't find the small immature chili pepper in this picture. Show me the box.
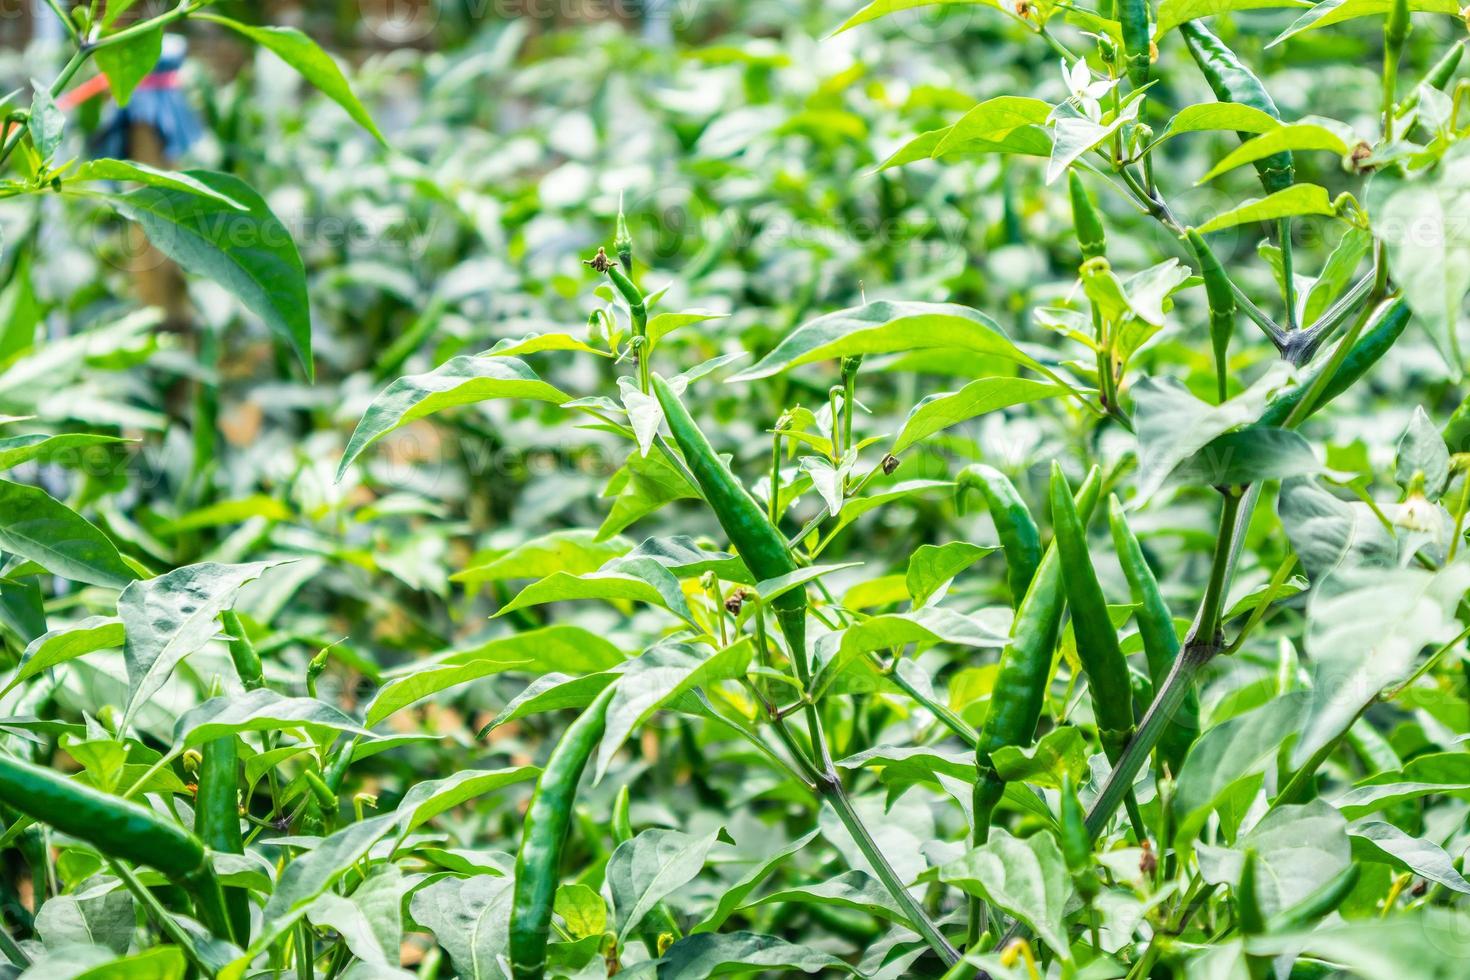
[1119,0,1151,89]
[1068,171,1107,263]
[1187,229,1236,404]
[1109,496,1198,776]
[972,466,1103,844]
[1180,22,1293,195]
[1262,299,1410,428]
[510,685,617,980]
[222,609,263,691]
[196,736,251,944]
[1059,774,1099,900]
[0,754,236,942]
[956,464,1042,608]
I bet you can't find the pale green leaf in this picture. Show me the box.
[1198,184,1337,233]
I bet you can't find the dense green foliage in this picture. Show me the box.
[2,1,1470,977]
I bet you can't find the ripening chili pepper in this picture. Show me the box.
[956,464,1042,607]
[1109,496,1198,777]
[972,467,1103,843]
[1267,864,1361,932]
[1119,0,1151,89]
[222,609,263,691]
[196,736,251,945]
[652,375,807,665]
[1187,229,1235,404]
[1049,465,1135,765]
[0,754,236,942]
[510,686,616,980]
[1180,22,1293,195]
[1261,299,1410,428]
[1067,171,1107,263]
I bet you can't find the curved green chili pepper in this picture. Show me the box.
[1119,0,1151,89]
[0,754,235,942]
[1108,496,1198,777]
[510,687,617,980]
[652,375,807,662]
[1180,22,1293,195]
[196,737,250,945]
[956,464,1042,607]
[1049,465,1135,764]
[1263,299,1410,429]
[222,610,263,691]
[972,467,1102,841]
[1068,171,1107,263]
[1188,229,1236,404]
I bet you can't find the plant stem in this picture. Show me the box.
[1279,218,1298,331]
[109,860,212,974]
[43,0,80,42]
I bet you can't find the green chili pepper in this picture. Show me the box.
[956,465,1042,607]
[1180,22,1293,195]
[1049,465,1135,765]
[972,467,1102,841]
[222,610,263,691]
[1119,0,1151,89]
[510,686,617,980]
[1188,229,1235,404]
[0,754,235,942]
[196,737,250,945]
[305,770,338,813]
[1267,864,1360,932]
[652,375,807,664]
[1263,299,1410,428]
[1059,775,1098,900]
[1237,848,1267,939]
[1109,496,1198,776]
[1068,171,1107,263]
[615,200,634,275]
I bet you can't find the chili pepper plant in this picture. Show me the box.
[0,1,1469,978]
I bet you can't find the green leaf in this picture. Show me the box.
[1047,101,1138,184]
[1198,184,1338,233]
[107,171,313,380]
[891,377,1065,454]
[1158,102,1283,143]
[3,617,123,696]
[655,932,853,978]
[365,661,531,727]
[484,672,618,732]
[252,815,397,955]
[93,28,161,107]
[409,875,514,980]
[1174,692,1311,842]
[1292,561,1470,768]
[990,725,1088,789]
[741,869,907,923]
[1246,909,1470,973]
[1154,0,1310,38]
[833,0,1005,35]
[1199,123,1351,184]
[595,640,755,779]
[453,530,630,584]
[0,433,130,472]
[1349,821,1470,893]
[392,766,539,838]
[1270,0,1462,46]
[1131,364,1295,501]
[483,332,610,358]
[496,561,694,626]
[306,866,408,968]
[1278,477,1396,584]
[338,356,568,479]
[0,480,138,590]
[1368,142,1470,377]
[905,542,996,608]
[198,15,386,143]
[691,830,820,933]
[554,883,608,940]
[754,563,863,605]
[932,96,1053,159]
[434,624,625,674]
[729,301,1041,382]
[69,160,246,208]
[1396,406,1451,499]
[1195,801,1351,917]
[173,687,374,748]
[34,881,134,954]
[27,83,64,162]
[1171,426,1321,488]
[647,309,729,345]
[120,561,283,729]
[935,828,1073,954]
[608,828,720,941]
